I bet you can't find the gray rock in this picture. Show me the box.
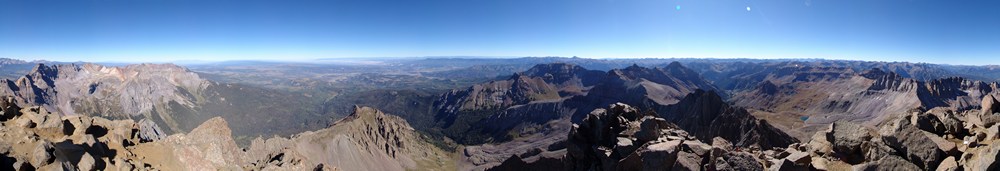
[826,122,872,164]
[672,150,702,171]
[771,159,808,171]
[881,126,944,170]
[853,155,921,171]
[712,137,734,151]
[923,131,958,156]
[641,140,681,171]
[912,112,947,135]
[636,117,664,142]
[614,137,636,157]
[719,152,764,171]
[785,150,811,165]
[136,119,165,142]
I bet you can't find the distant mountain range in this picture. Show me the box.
[1,57,999,170]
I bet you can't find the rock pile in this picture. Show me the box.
[758,93,1000,170]
[565,103,767,170]
[1,97,447,171]
[0,97,165,170]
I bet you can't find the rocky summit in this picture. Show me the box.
[487,103,769,170]
[0,97,451,171]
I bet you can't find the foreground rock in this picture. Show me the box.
[489,103,769,170]
[0,99,452,171]
[749,92,1000,171]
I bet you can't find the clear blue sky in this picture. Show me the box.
[1,0,998,65]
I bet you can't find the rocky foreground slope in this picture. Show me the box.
[733,67,998,140]
[0,97,451,171]
[488,93,1000,170]
[488,103,776,170]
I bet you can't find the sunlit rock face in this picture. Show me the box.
[0,63,208,117]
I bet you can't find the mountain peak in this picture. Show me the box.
[666,61,683,69]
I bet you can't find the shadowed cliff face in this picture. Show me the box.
[656,90,799,149]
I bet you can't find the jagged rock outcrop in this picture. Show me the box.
[489,103,771,171]
[1,99,447,171]
[659,90,799,149]
[750,92,1000,171]
[0,97,169,170]
[432,63,603,144]
[238,106,454,171]
[733,68,996,143]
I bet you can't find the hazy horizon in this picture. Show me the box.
[3,0,999,65]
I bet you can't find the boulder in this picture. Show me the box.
[853,155,921,171]
[635,117,661,143]
[136,119,165,142]
[984,94,999,116]
[672,150,702,170]
[923,131,959,156]
[936,156,958,171]
[719,152,764,171]
[712,137,734,151]
[979,94,1000,127]
[912,112,947,135]
[770,159,807,171]
[881,126,944,170]
[826,122,872,163]
[0,97,21,121]
[30,142,54,167]
[785,150,811,165]
[77,153,96,171]
[641,140,681,170]
[613,137,637,157]
[967,141,1000,171]
[806,132,833,156]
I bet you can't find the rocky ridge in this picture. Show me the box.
[0,96,450,171]
[734,68,997,140]
[753,92,1000,170]
[489,103,771,170]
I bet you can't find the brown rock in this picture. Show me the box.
[30,141,54,167]
[936,156,958,171]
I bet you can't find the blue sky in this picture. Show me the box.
[1,0,998,65]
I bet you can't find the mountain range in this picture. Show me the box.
[1,57,999,170]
